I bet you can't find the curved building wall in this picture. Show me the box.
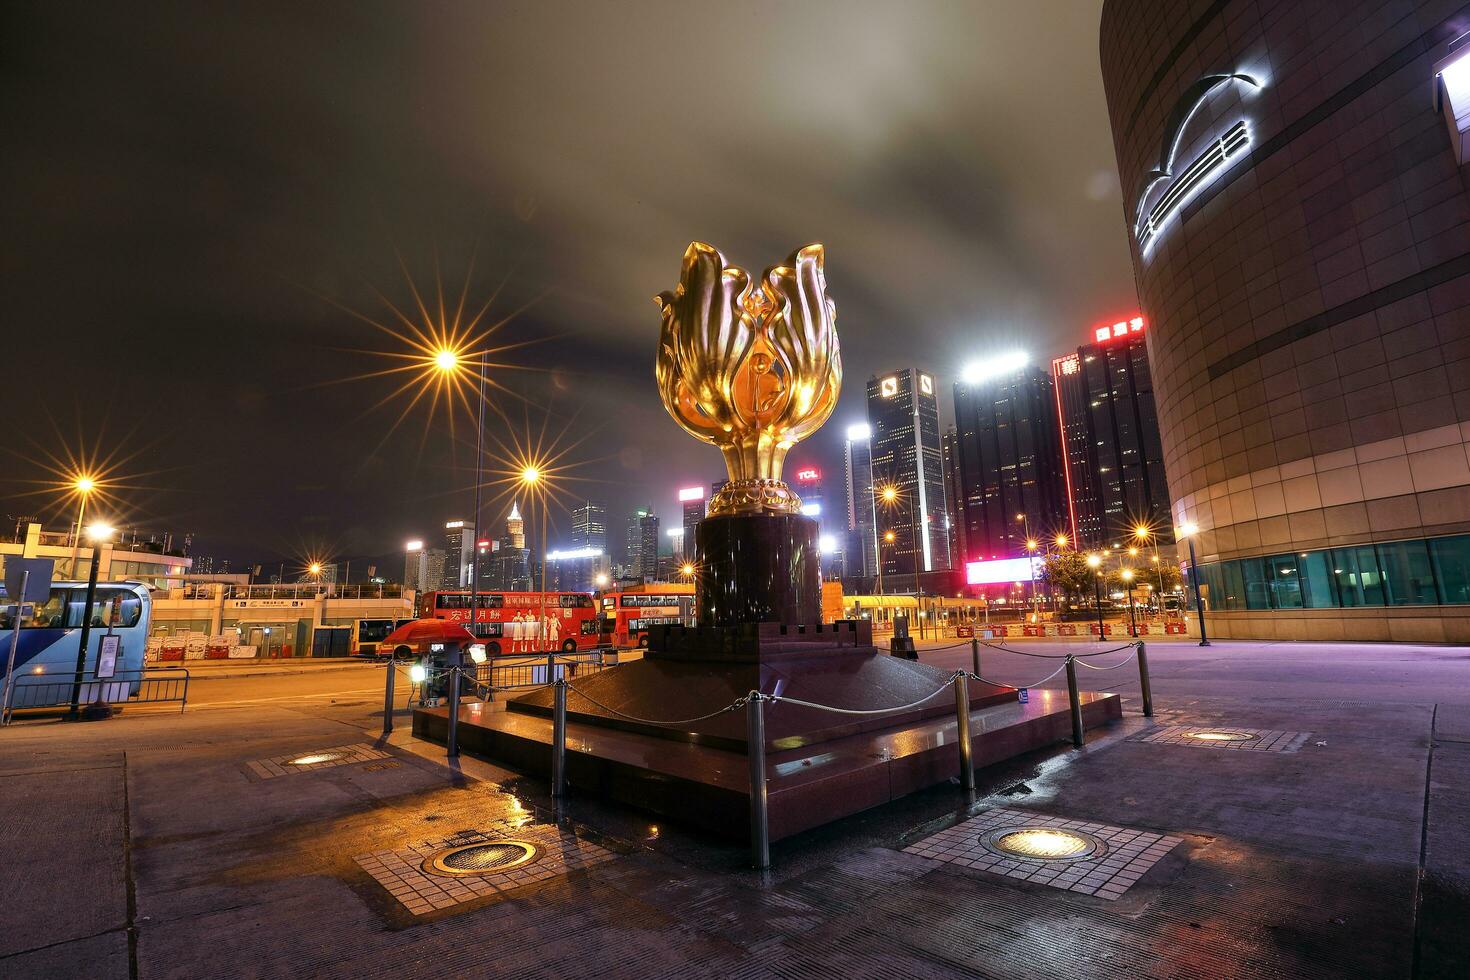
[1100,0,1470,641]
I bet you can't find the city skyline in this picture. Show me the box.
[0,1,1134,564]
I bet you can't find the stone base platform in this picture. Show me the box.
[413,686,1121,841]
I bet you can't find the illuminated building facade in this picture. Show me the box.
[951,362,1066,563]
[866,369,951,578]
[1051,316,1170,548]
[678,486,704,560]
[443,520,475,587]
[1103,0,1470,640]
[843,423,879,580]
[570,499,607,552]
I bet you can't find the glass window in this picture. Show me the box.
[1220,560,1246,611]
[1297,551,1339,608]
[1332,546,1386,607]
[1239,558,1270,609]
[65,588,142,628]
[1264,554,1303,609]
[1430,535,1470,604]
[1377,540,1437,605]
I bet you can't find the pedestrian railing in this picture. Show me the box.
[380,639,1153,870]
[1,668,190,723]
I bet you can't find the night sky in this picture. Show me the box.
[1,1,1137,574]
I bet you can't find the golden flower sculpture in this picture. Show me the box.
[656,242,841,517]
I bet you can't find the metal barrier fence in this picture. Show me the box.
[2,668,190,723]
[389,639,1154,870]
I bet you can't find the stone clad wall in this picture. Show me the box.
[1100,0,1470,639]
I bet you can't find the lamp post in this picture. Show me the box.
[1179,522,1211,646]
[68,476,96,577]
[1025,537,1039,623]
[1052,534,1069,615]
[68,522,112,718]
[521,467,546,654]
[1122,568,1137,637]
[434,348,491,649]
[1086,553,1104,641]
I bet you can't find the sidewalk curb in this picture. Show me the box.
[155,661,378,681]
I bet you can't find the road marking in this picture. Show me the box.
[191,687,382,708]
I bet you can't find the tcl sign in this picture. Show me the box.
[795,468,821,483]
[1093,315,1145,344]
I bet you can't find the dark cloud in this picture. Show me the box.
[1,0,1136,569]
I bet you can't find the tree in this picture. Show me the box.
[1043,551,1096,603]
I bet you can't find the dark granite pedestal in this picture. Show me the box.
[695,513,820,627]
[414,621,1124,841]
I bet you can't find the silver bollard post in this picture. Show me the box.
[552,678,568,797]
[953,673,974,791]
[746,693,770,869]
[382,659,396,736]
[970,637,981,678]
[1065,656,1084,747]
[446,666,460,758]
[1137,640,1154,717]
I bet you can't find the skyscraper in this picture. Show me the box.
[843,422,878,579]
[678,486,705,559]
[624,507,649,574]
[951,357,1067,563]
[403,540,424,591]
[866,369,950,579]
[638,511,660,581]
[1051,315,1170,548]
[505,503,525,550]
[941,426,965,568]
[570,499,607,552]
[443,520,475,587]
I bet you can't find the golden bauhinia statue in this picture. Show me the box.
[656,242,842,518]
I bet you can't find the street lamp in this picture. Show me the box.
[1086,553,1105,641]
[1178,521,1211,646]
[1025,537,1039,622]
[68,522,113,717]
[519,467,549,654]
[1121,568,1137,637]
[434,346,496,652]
[68,476,97,576]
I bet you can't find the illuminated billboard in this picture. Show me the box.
[965,556,1043,586]
[795,467,821,483]
[677,486,705,501]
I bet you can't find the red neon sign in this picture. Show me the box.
[1092,315,1146,344]
[795,468,821,483]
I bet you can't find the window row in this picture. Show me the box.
[1193,535,1470,611]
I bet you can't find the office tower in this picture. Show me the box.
[404,540,424,591]
[505,503,525,550]
[866,368,951,580]
[843,423,878,579]
[678,486,705,559]
[638,511,660,580]
[624,507,650,574]
[951,355,1067,563]
[569,499,607,552]
[942,427,966,569]
[443,520,475,587]
[1051,315,1170,548]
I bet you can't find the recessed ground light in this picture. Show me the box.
[286,751,350,765]
[1185,731,1254,742]
[422,841,538,877]
[980,826,1104,863]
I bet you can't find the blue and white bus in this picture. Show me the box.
[0,581,152,710]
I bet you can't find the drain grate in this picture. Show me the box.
[1185,731,1254,743]
[1132,726,1310,753]
[423,840,537,877]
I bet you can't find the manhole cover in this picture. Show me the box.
[422,841,538,877]
[1185,731,1254,742]
[979,826,1105,863]
[286,751,350,766]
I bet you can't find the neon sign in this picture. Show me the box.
[879,376,898,398]
[795,467,821,483]
[1133,73,1259,254]
[1092,316,1146,344]
[966,556,1043,586]
[677,486,705,501]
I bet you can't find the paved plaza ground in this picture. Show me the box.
[2,638,1467,978]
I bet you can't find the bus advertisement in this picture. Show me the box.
[418,591,600,655]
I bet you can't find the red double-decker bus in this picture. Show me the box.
[418,591,600,655]
[597,585,695,648]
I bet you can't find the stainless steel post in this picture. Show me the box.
[446,666,460,758]
[970,637,980,678]
[1137,641,1154,717]
[1066,656,1084,747]
[552,679,567,797]
[382,658,396,736]
[746,694,770,869]
[953,673,974,791]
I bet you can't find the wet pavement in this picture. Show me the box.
[1,639,1467,978]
